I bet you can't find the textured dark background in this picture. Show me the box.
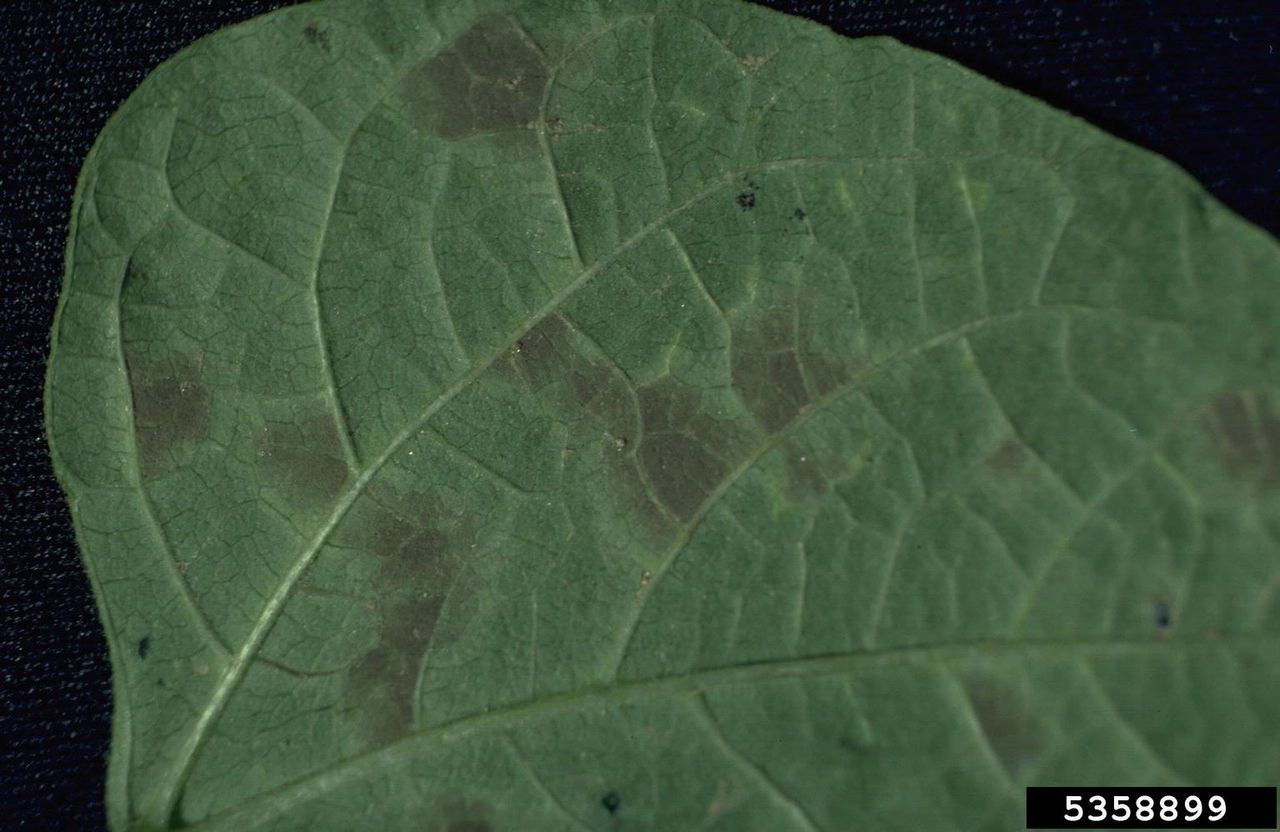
[1,1,1276,829]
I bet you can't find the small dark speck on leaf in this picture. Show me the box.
[838,734,873,752]
[793,207,806,220]
[601,792,621,814]
[137,636,150,660]
[1153,599,1174,631]
[735,180,759,211]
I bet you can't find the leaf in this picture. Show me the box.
[44,0,1280,829]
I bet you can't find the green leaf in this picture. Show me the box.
[45,0,1280,829]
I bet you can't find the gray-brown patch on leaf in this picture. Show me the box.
[303,21,331,52]
[342,491,479,745]
[802,350,854,397]
[347,592,444,744]
[986,437,1030,477]
[362,496,462,591]
[401,15,548,139]
[637,379,748,522]
[425,797,494,832]
[962,678,1041,778]
[730,309,854,433]
[125,351,210,478]
[782,440,829,498]
[733,346,810,433]
[600,443,679,546]
[512,313,634,438]
[257,413,351,505]
[511,312,570,380]
[1204,390,1280,486]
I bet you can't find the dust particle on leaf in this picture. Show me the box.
[601,791,621,814]
[400,15,548,139]
[1152,598,1175,633]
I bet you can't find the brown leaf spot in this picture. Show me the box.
[126,352,210,478]
[303,21,331,52]
[962,678,1041,778]
[782,441,829,498]
[257,414,351,506]
[362,498,459,591]
[732,347,812,433]
[511,314,631,436]
[637,380,739,522]
[426,798,494,832]
[349,593,446,744]
[1204,390,1280,486]
[729,308,855,434]
[344,493,478,744]
[401,15,548,139]
[986,438,1030,477]
[802,350,854,397]
[601,448,678,545]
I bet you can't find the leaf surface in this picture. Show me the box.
[45,0,1280,829]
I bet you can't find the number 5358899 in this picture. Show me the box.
[1064,793,1226,824]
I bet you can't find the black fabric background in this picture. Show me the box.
[1,2,1275,829]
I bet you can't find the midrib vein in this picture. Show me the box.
[148,146,842,822]
[190,630,1275,832]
